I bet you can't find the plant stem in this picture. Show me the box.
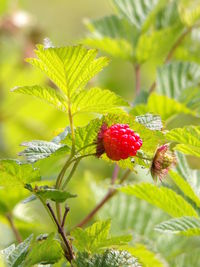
[62,159,81,190]
[68,104,75,154]
[6,213,22,243]
[149,26,193,93]
[136,154,153,161]
[135,64,141,95]
[74,169,131,229]
[61,206,70,229]
[46,203,74,263]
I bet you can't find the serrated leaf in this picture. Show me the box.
[112,0,160,30]
[71,87,128,116]
[0,160,41,188]
[74,250,140,267]
[166,126,200,157]
[62,118,102,155]
[119,183,198,217]
[156,61,200,100]
[26,185,76,203]
[12,85,67,112]
[155,216,200,236]
[27,45,109,97]
[72,220,131,253]
[135,113,163,130]
[125,244,164,267]
[24,233,63,266]
[2,235,33,267]
[19,140,68,163]
[169,170,200,208]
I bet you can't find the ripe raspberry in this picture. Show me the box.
[96,123,142,161]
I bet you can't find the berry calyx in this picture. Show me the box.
[151,144,176,182]
[96,123,142,161]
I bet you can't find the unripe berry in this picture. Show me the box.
[96,123,142,161]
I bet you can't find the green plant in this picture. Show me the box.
[1,1,200,266]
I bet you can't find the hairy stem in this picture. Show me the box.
[6,213,22,243]
[74,169,131,229]
[149,26,193,93]
[135,64,141,95]
[46,203,74,263]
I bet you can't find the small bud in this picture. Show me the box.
[151,144,176,182]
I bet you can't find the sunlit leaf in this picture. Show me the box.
[155,216,200,236]
[27,45,109,97]
[71,87,128,116]
[166,126,200,157]
[12,85,67,112]
[0,160,41,188]
[119,183,198,217]
[169,170,200,208]
[72,220,131,253]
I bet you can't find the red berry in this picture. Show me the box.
[96,123,143,161]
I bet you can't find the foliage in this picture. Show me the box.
[1,0,200,266]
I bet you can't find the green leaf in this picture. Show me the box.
[84,37,134,60]
[112,0,161,30]
[169,170,200,208]
[147,93,196,120]
[19,140,68,163]
[12,85,67,112]
[27,45,109,97]
[125,244,164,267]
[155,216,200,236]
[24,233,63,266]
[166,126,200,157]
[73,250,140,267]
[72,220,132,253]
[0,160,41,188]
[135,113,163,130]
[1,235,33,267]
[84,15,137,61]
[71,87,128,116]
[26,185,76,203]
[156,61,200,100]
[179,87,200,113]
[119,183,198,217]
[63,118,101,155]
[136,25,181,63]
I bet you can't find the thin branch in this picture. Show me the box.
[61,206,70,229]
[46,203,74,263]
[74,169,131,229]
[6,213,22,243]
[135,64,141,95]
[149,26,193,93]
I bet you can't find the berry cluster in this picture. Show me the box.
[96,123,142,161]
